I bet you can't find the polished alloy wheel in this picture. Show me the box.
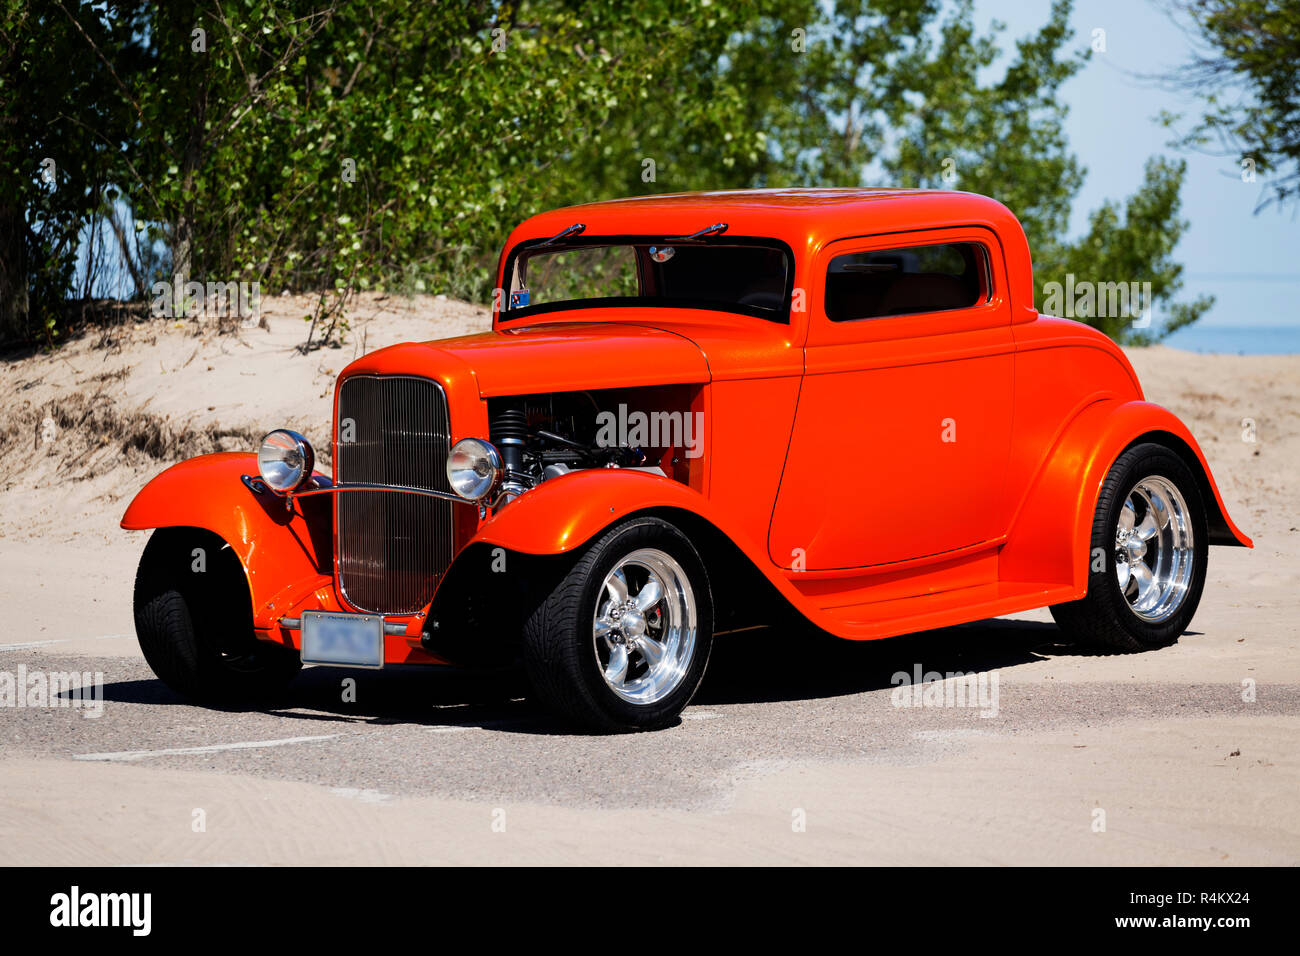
[1114,475,1195,623]
[592,548,697,705]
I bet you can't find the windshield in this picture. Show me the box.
[502,238,793,322]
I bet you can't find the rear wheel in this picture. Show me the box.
[133,528,301,703]
[523,517,713,732]
[1050,443,1208,651]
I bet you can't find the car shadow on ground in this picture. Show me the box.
[94,616,1135,734]
[698,617,1092,706]
[98,663,539,729]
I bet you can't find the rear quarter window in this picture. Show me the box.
[825,241,990,321]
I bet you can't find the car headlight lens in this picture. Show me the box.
[257,429,315,494]
[447,438,502,501]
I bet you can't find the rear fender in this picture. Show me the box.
[1000,400,1251,595]
[121,452,334,627]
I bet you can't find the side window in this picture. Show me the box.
[825,241,990,322]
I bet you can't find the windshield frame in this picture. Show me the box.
[498,234,797,324]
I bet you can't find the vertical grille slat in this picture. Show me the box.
[336,375,453,614]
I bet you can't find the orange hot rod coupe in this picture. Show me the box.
[122,188,1251,731]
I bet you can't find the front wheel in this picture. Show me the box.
[1050,442,1209,651]
[133,528,302,703]
[522,517,714,732]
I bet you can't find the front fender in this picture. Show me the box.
[121,452,334,627]
[465,468,852,633]
[468,469,754,556]
[1000,400,1251,596]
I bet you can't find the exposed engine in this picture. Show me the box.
[487,386,700,499]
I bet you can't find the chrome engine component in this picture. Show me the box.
[487,391,679,498]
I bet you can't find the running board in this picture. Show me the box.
[816,581,1080,641]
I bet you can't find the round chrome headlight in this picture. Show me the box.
[257,429,314,494]
[447,438,502,501]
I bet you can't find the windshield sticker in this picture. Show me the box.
[510,288,530,309]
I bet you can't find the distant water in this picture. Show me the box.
[1162,324,1300,355]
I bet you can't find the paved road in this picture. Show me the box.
[4,619,1295,812]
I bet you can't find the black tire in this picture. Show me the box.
[133,528,301,703]
[522,516,714,732]
[1050,442,1209,652]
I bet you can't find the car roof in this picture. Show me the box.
[498,187,1038,326]
[506,188,1024,251]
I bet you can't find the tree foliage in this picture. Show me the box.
[1162,0,1300,211]
[0,0,1209,345]
[0,0,148,339]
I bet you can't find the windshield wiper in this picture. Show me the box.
[538,222,586,246]
[670,222,728,241]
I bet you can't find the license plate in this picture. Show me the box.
[300,611,384,669]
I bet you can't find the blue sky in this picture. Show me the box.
[978,0,1298,336]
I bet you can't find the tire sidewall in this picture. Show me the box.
[135,527,300,702]
[1093,445,1209,648]
[571,518,714,728]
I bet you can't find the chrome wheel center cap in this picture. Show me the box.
[619,610,646,639]
[1124,537,1147,562]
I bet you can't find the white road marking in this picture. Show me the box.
[682,711,722,721]
[330,787,394,804]
[74,734,343,762]
[0,634,132,650]
[427,725,482,734]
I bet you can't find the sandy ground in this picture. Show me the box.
[0,297,1296,865]
[3,714,1295,865]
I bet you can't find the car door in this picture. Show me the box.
[768,226,1015,570]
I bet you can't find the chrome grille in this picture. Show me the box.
[335,375,454,614]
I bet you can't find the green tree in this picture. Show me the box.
[1162,0,1300,211]
[0,0,148,342]
[2,0,1211,346]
